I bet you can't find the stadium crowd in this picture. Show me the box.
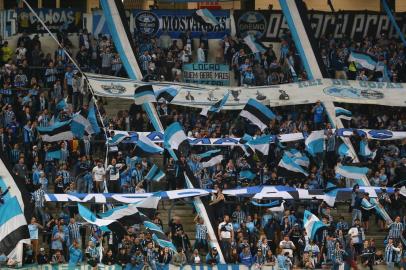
[0,18,405,270]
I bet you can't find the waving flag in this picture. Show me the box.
[0,154,33,260]
[278,152,309,177]
[245,135,271,159]
[244,35,266,54]
[193,8,219,26]
[134,134,163,157]
[336,164,369,180]
[338,143,350,157]
[108,133,130,146]
[145,165,165,182]
[55,98,67,111]
[285,149,309,167]
[304,210,327,240]
[78,204,127,236]
[200,92,229,117]
[305,130,325,156]
[348,51,377,70]
[361,198,375,210]
[144,220,177,252]
[163,122,190,158]
[335,107,352,121]
[71,102,100,138]
[155,86,179,103]
[240,99,276,131]
[37,120,74,142]
[134,85,157,105]
[198,149,223,168]
[88,100,101,134]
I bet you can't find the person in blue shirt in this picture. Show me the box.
[68,240,82,267]
[277,252,292,270]
[206,247,220,266]
[239,245,253,266]
[312,100,325,129]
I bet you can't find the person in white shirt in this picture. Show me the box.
[279,235,296,259]
[92,161,105,192]
[197,43,205,63]
[106,158,123,193]
[218,214,233,262]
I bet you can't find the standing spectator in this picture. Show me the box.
[218,214,233,262]
[100,47,113,75]
[139,51,151,75]
[28,217,43,262]
[68,240,83,267]
[64,65,74,103]
[72,71,83,111]
[92,160,105,193]
[33,185,46,226]
[193,215,208,252]
[348,218,365,255]
[197,43,205,63]
[387,216,404,243]
[384,238,401,270]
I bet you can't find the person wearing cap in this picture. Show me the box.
[206,247,220,266]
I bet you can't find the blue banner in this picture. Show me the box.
[183,63,230,86]
[92,9,229,38]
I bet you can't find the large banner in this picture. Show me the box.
[17,8,82,33]
[234,10,406,42]
[0,10,17,38]
[92,9,230,38]
[183,63,230,86]
[86,73,406,109]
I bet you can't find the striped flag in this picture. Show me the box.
[155,86,179,103]
[88,100,101,134]
[243,35,266,54]
[144,220,177,252]
[134,85,157,105]
[240,98,276,131]
[278,152,309,177]
[37,120,74,142]
[245,135,271,159]
[303,210,326,240]
[163,122,190,158]
[193,9,219,26]
[200,92,229,117]
[145,165,165,182]
[361,198,375,210]
[335,164,369,180]
[348,51,377,70]
[198,149,223,168]
[108,133,130,146]
[335,107,352,121]
[134,134,163,157]
[78,204,127,236]
[0,154,33,260]
[285,149,309,167]
[305,130,325,157]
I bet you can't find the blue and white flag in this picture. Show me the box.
[88,100,101,134]
[338,143,350,157]
[335,164,369,180]
[108,133,130,146]
[348,51,377,70]
[240,98,276,131]
[335,107,352,121]
[155,86,179,103]
[134,134,163,157]
[193,8,219,26]
[78,204,127,236]
[200,92,229,117]
[37,120,74,142]
[0,154,33,259]
[46,149,61,160]
[285,149,309,167]
[71,110,93,138]
[305,130,325,156]
[134,85,157,105]
[278,153,309,177]
[245,135,271,159]
[144,220,177,252]
[163,122,190,157]
[243,35,266,54]
[145,165,165,182]
[198,149,223,168]
[359,140,376,159]
[304,210,326,240]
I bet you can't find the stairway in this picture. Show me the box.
[331,203,386,251]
